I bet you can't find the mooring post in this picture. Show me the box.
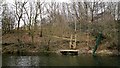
[73,34,77,49]
[74,17,77,49]
[69,35,73,49]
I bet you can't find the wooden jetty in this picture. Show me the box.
[59,34,79,55]
[59,20,79,55]
[59,50,79,55]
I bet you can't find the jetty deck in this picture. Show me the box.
[59,49,79,55]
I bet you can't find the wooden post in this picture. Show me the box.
[74,18,77,49]
[74,34,76,49]
[69,35,73,49]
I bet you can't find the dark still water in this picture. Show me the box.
[2,53,120,66]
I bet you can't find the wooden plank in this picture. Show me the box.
[59,49,79,55]
[59,50,79,52]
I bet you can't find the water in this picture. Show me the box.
[0,55,2,67]
[2,53,120,66]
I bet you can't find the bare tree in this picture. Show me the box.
[34,2,39,30]
[2,3,15,34]
[117,1,120,52]
[14,1,27,30]
[37,1,44,37]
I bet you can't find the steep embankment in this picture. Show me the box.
[2,30,96,54]
[2,23,119,55]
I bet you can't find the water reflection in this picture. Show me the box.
[2,54,120,66]
[92,55,102,66]
[3,56,40,66]
[0,55,2,67]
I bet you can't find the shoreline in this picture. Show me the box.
[2,49,120,56]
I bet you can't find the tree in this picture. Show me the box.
[117,1,120,52]
[38,1,43,37]
[14,1,27,30]
[2,4,15,34]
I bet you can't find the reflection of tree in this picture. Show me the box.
[14,56,32,66]
[117,57,120,66]
[92,55,103,66]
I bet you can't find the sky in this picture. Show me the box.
[5,0,120,3]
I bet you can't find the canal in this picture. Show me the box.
[2,53,120,66]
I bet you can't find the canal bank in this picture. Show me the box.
[2,49,120,56]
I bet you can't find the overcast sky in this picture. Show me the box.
[5,0,120,3]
